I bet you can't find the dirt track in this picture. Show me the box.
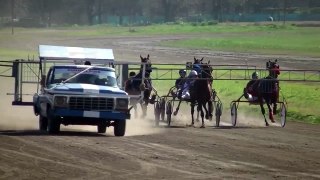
[0,34,320,179]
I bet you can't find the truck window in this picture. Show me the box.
[51,67,117,87]
[46,68,54,86]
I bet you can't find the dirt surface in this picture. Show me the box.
[0,34,320,179]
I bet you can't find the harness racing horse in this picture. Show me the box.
[189,60,214,128]
[173,57,213,127]
[254,60,280,126]
[125,54,153,118]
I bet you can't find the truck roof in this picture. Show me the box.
[39,45,114,63]
[52,65,115,72]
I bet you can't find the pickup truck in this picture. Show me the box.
[33,62,130,136]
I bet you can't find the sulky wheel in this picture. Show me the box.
[154,102,161,127]
[231,102,237,127]
[280,103,287,128]
[166,101,172,127]
[215,102,222,127]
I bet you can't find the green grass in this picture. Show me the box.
[0,48,37,60]
[0,23,298,37]
[160,28,320,57]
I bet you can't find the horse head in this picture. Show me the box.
[201,61,213,78]
[194,57,204,65]
[140,54,152,73]
[266,59,280,79]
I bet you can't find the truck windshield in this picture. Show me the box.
[52,67,117,87]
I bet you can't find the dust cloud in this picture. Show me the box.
[0,77,38,130]
[232,111,281,127]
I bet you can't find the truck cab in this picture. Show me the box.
[33,45,130,136]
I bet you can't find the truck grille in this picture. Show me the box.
[69,97,114,111]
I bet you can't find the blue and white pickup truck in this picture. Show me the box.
[33,45,130,136]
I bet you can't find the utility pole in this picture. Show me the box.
[11,0,15,35]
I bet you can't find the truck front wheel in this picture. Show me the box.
[97,121,107,133]
[39,115,48,131]
[47,107,60,134]
[114,120,126,136]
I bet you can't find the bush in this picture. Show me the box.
[191,22,198,26]
[207,20,218,25]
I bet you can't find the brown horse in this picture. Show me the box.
[189,59,213,128]
[125,55,153,118]
[254,60,280,126]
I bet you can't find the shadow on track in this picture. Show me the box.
[0,130,108,137]
[207,125,268,129]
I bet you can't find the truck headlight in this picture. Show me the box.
[116,98,128,110]
[54,96,68,107]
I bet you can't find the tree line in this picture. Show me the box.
[0,0,319,27]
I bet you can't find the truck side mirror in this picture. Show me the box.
[40,75,46,86]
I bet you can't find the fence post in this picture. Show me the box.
[121,64,128,88]
[12,60,20,103]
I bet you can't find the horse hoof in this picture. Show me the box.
[266,123,269,126]
[173,111,178,116]
[200,125,205,128]
[187,124,195,127]
[205,115,209,120]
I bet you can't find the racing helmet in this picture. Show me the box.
[129,71,136,77]
[189,70,198,77]
[252,72,259,79]
[179,69,187,76]
[179,69,186,74]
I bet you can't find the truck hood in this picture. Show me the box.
[47,83,127,95]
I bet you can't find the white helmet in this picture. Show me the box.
[189,70,198,77]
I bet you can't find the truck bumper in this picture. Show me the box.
[54,108,130,120]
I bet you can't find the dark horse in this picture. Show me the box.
[189,58,214,128]
[125,54,153,118]
[254,60,280,126]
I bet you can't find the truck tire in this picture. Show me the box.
[47,107,60,134]
[39,115,48,131]
[114,120,126,137]
[97,121,107,133]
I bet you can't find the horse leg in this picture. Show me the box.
[207,100,213,119]
[196,104,201,122]
[273,103,277,115]
[140,101,147,118]
[196,109,200,122]
[200,103,205,128]
[144,100,149,117]
[174,99,182,116]
[141,90,151,118]
[190,103,195,127]
[266,102,275,123]
[134,104,138,118]
[202,102,210,120]
[259,99,269,126]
